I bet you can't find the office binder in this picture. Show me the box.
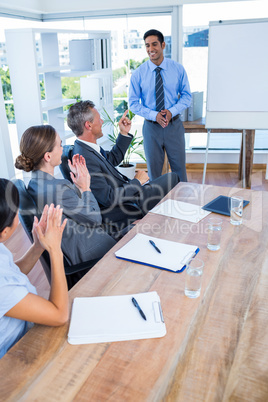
[180,108,188,122]
[69,39,95,71]
[202,195,249,216]
[188,91,203,121]
[115,233,199,273]
[68,291,166,345]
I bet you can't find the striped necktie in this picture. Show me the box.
[155,67,165,112]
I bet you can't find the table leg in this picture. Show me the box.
[238,130,255,188]
[202,129,211,185]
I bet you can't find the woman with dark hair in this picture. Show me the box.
[15,125,116,273]
[0,178,68,358]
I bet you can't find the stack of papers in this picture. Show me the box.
[115,233,199,273]
[68,291,166,345]
[150,199,211,223]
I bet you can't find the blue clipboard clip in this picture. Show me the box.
[178,248,200,273]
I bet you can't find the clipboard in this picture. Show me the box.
[202,195,249,216]
[115,233,199,273]
[68,291,166,345]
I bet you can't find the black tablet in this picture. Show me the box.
[202,195,249,216]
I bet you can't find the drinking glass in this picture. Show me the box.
[230,196,243,225]
[207,217,222,251]
[184,257,204,299]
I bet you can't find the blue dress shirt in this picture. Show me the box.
[129,58,192,121]
[0,244,37,358]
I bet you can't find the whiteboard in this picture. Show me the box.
[206,19,268,129]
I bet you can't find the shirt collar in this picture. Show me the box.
[148,57,167,72]
[76,138,101,155]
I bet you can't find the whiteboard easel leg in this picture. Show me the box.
[202,129,210,185]
[242,129,246,188]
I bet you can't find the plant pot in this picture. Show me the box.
[116,162,136,180]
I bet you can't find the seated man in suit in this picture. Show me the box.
[67,100,179,229]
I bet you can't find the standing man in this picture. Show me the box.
[129,29,192,182]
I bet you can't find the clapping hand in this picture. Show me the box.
[118,110,131,136]
[68,154,85,177]
[32,204,48,251]
[68,154,91,193]
[34,204,67,253]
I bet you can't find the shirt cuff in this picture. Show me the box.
[148,110,158,121]
[169,106,181,118]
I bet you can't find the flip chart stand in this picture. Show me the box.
[203,128,247,188]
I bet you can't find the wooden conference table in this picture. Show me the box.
[1,183,268,401]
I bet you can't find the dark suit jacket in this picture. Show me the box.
[73,134,143,222]
[28,171,116,266]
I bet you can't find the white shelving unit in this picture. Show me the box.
[0,83,15,179]
[5,28,113,142]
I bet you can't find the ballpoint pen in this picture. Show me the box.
[149,240,161,254]
[132,297,147,321]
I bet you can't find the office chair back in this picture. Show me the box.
[60,145,74,183]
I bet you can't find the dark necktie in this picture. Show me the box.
[100,147,108,159]
[100,147,129,182]
[155,67,165,112]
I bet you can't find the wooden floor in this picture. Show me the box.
[4,165,268,298]
[187,164,268,191]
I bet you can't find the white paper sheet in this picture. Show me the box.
[150,199,211,223]
[68,291,166,345]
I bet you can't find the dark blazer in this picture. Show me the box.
[28,171,116,266]
[73,134,143,221]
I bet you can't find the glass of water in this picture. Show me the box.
[184,257,204,299]
[207,217,222,251]
[230,196,243,225]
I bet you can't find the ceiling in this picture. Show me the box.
[0,0,248,19]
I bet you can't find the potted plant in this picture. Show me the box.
[102,108,146,180]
